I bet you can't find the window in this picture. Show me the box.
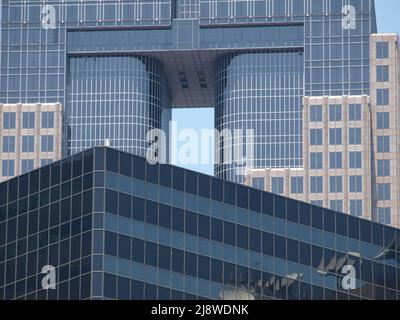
[329,152,342,169]
[310,129,323,146]
[349,152,362,169]
[22,112,35,129]
[2,136,15,153]
[349,200,363,217]
[310,152,323,170]
[41,135,54,152]
[271,177,284,195]
[377,208,391,225]
[291,177,303,194]
[377,136,390,153]
[330,176,343,193]
[21,136,35,152]
[377,183,391,201]
[376,42,389,59]
[309,105,322,122]
[349,128,362,145]
[21,159,34,174]
[2,160,14,177]
[41,159,53,167]
[377,159,390,177]
[330,200,343,213]
[252,177,264,191]
[3,112,16,129]
[377,89,389,106]
[376,112,389,129]
[329,104,341,122]
[376,65,389,82]
[310,176,323,194]
[42,112,55,129]
[310,200,323,207]
[329,128,342,145]
[348,104,362,121]
[349,176,362,193]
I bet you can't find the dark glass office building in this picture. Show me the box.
[0,147,399,300]
[0,0,377,182]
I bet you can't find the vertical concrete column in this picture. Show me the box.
[342,96,349,214]
[303,97,310,203]
[35,103,42,169]
[323,96,329,208]
[362,95,372,220]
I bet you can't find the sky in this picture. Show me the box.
[172,0,400,176]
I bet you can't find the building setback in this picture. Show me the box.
[246,34,400,228]
[0,147,399,300]
[0,103,63,183]
[2,1,400,227]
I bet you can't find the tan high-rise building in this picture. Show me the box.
[245,34,400,228]
[0,103,62,183]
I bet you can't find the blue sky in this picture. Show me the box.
[172,1,399,176]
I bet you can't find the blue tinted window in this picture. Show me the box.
[348,128,362,145]
[41,135,54,152]
[42,112,55,129]
[377,136,390,153]
[310,152,323,170]
[3,112,16,129]
[377,89,389,106]
[309,105,322,122]
[198,214,210,239]
[329,152,342,169]
[348,104,362,121]
[310,129,322,146]
[377,112,390,129]
[251,177,264,191]
[330,200,343,213]
[377,208,391,225]
[329,128,342,145]
[185,211,197,236]
[133,197,145,222]
[132,238,144,263]
[3,136,15,153]
[377,159,390,177]
[349,175,362,193]
[211,218,223,243]
[22,112,35,129]
[377,65,389,82]
[349,200,362,217]
[329,176,343,193]
[376,42,389,59]
[290,177,303,194]
[172,207,184,232]
[349,152,362,169]
[21,159,34,174]
[310,176,323,194]
[271,177,284,195]
[329,104,341,122]
[377,183,391,201]
[2,160,14,177]
[21,136,35,153]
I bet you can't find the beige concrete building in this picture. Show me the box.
[0,103,62,182]
[245,34,400,228]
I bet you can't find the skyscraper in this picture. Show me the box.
[246,33,400,227]
[0,2,398,225]
[0,146,398,300]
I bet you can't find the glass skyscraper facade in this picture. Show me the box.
[0,147,399,300]
[215,50,304,182]
[0,0,377,181]
[67,55,170,156]
[2,0,400,301]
